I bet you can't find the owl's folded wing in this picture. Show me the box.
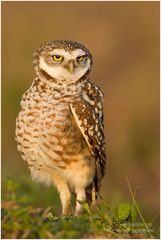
[69,88,106,191]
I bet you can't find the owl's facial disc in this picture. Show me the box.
[39,49,91,83]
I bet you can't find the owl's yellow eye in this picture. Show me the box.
[53,55,63,62]
[77,56,84,62]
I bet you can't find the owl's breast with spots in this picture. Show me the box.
[15,91,82,169]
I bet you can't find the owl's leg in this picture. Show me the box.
[86,182,96,206]
[52,173,71,216]
[75,187,86,216]
[60,187,71,216]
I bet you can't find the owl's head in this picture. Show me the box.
[33,40,93,83]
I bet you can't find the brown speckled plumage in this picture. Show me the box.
[15,40,106,215]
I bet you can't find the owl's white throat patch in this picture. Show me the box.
[39,55,90,83]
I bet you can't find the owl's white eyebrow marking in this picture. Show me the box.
[49,49,86,60]
[39,56,91,82]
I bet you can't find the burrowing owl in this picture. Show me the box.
[15,40,106,215]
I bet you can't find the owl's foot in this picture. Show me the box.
[62,200,71,216]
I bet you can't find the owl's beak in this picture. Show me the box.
[66,61,74,74]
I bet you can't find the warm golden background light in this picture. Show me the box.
[2,2,159,221]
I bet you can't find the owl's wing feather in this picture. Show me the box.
[69,81,106,191]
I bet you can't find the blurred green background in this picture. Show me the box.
[2,2,159,220]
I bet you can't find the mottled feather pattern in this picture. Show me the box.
[15,40,106,215]
[70,81,106,190]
